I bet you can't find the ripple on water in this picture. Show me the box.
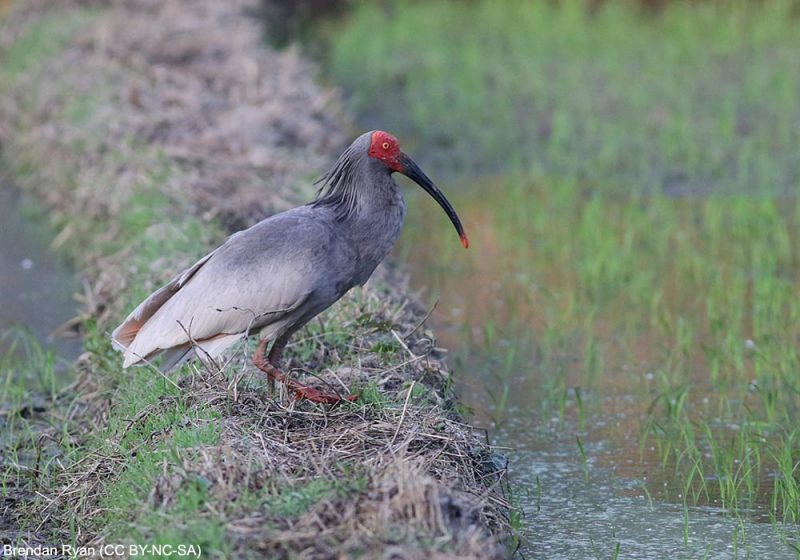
[499,418,799,559]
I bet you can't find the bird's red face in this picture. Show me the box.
[365,130,469,249]
[368,131,403,172]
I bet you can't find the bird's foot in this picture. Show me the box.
[291,385,359,404]
[253,341,357,404]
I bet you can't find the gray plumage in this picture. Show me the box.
[112,131,466,379]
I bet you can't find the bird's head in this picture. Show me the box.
[367,130,469,249]
[367,130,404,172]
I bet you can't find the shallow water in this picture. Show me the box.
[410,298,800,558]
[398,187,800,558]
[506,422,798,559]
[0,185,82,362]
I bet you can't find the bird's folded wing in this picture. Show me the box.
[112,241,312,368]
[111,249,218,352]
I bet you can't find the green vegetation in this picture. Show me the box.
[268,474,367,518]
[1,11,93,82]
[1,328,61,402]
[327,0,800,526]
[329,0,800,192]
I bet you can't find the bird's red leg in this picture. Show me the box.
[252,338,357,404]
[252,338,278,395]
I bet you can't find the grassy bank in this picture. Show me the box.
[326,0,800,530]
[0,1,507,557]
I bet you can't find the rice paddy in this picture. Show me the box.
[325,0,800,554]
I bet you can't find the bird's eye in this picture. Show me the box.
[382,142,390,150]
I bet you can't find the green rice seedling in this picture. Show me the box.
[576,436,589,483]
[574,387,586,433]
[770,429,800,523]
[683,502,690,547]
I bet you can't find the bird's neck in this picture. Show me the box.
[312,159,407,282]
[347,174,406,271]
[350,175,406,241]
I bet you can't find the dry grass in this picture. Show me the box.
[65,343,508,557]
[43,283,511,557]
[0,0,511,557]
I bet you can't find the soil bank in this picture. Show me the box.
[0,1,511,557]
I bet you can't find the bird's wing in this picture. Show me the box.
[111,249,218,352]
[112,222,317,368]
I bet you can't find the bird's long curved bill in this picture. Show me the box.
[399,153,469,248]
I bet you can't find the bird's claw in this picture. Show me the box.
[252,342,358,404]
[292,385,359,404]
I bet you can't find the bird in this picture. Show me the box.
[111,130,468,403]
